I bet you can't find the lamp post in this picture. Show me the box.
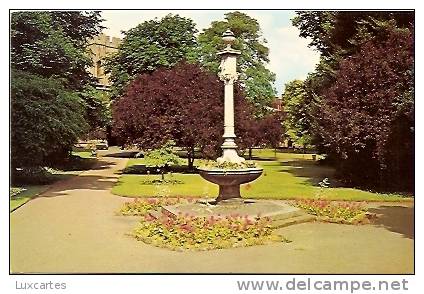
[217,29,245,164]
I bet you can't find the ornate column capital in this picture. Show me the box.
[218,72,238,84]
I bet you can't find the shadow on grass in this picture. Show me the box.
[248,156,277,162]
[11,158,118,204]
[368,206,414,239]
[123,164,198,175]
[277,159,344,187]
[102,151,140,158]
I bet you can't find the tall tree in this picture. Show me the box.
[313,25,413,190]
[292,11,414,191]
[112,62,255,169]
[281,80,313,150]
[197,11,276,115]
[11,11,104,171]
[11,11,103,90]
[104,14,198,97]
[292,11,413,58]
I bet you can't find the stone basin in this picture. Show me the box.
[198,167,263,202]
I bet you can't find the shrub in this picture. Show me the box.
[11,70,88,170]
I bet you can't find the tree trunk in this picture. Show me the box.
[187,146,195,170]
[249,147,252,160]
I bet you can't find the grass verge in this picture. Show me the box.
[111,150,413,202]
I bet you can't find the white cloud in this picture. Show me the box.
[267,26,320,92]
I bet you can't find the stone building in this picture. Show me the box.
[87,33,121,90]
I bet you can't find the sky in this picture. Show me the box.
[100,10,321,96]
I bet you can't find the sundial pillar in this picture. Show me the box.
[217,29,245,164]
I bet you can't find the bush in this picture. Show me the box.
[11,70,88,170]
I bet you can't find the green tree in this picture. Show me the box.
[11,70,88,170]
[281,80,313,150]
[80,86,112,138]
[11,11,104,172]
[197,11,276,115]
[104,14,198,97]
[292,11,414,191]
[11,11,103,90]
[144,141,181,181]
[292,11,413,58]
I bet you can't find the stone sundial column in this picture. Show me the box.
[217,29,245,164]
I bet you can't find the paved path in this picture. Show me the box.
[10,157,414,274]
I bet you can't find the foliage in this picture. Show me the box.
[282,80,313,149]
[144,141,183,181]
[132,214,283,251]
[11,70,88,170]
[119,197,195,216]
[197,11,276,115]
[104,14,198,96]
[11,11,104,173]
[11,11,103,90]
[314,26,413,190]
[199,160,257,170]
[144,141,181,168]
[292,11,413,58]
[292,11,336,57]
[292,12,414,191]
[238,112,284,158]
[80,86,112,136]
[112,61,255,169]
[294,199,370,225]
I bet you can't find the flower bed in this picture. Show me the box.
[293,199,370,224]
[199,160,257,170]
[133,214,285,251]
[119,197,195,216]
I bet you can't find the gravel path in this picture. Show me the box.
[10,157,414,274]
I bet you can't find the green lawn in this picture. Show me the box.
[10,185,50,211]
[112,150,413,202]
